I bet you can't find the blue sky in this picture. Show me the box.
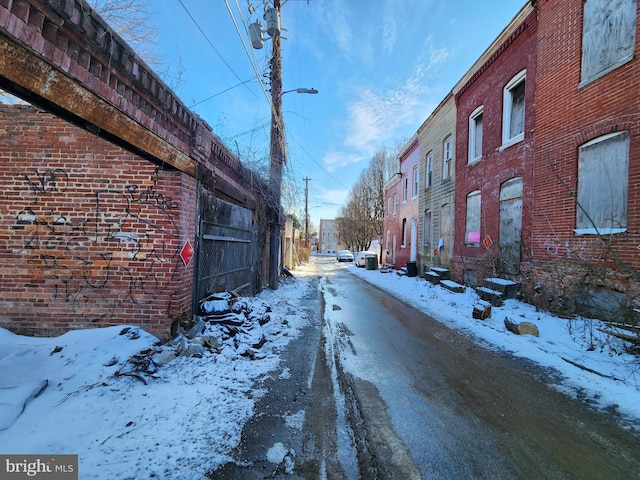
[151,0,527,226]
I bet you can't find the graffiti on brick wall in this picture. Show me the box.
[543,238,604,262]
[18,168,181,316]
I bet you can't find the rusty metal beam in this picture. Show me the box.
[0,32,196,177]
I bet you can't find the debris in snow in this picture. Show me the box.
[472,301,492,320]
[504,316,539,337]
[148,291,276,366]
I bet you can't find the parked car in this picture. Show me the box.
[336,250,354,262]
[355,251,377,267]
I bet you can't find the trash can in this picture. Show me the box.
[406,261,418,277]
[365,255,377,270]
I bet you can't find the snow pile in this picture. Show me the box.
[0,271,316,479]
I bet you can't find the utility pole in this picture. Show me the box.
[249,0,316,289]
[268,0,283,290]
[303,176,311,248]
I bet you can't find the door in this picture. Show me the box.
[439,203,452,265]
[410,218,418,261]
[499,178,522,275]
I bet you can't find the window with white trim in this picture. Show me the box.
[465,190,481,245]
[443,136,453,179]
[425,152,433,188]
[393,193,398,214]
[387,197,391,217]
[469,106,483,164]
[576,131,629,234]
[502,70,526,146]
[581,0,637,86]
[403,175,409,202]
[412,166,419,198]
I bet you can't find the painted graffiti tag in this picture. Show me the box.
[18,168,182,316]
[24,168,69,198]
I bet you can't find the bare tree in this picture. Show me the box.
[338,147,398,251]
[87,0,158,62]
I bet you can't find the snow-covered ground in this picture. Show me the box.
[1,256,638,479]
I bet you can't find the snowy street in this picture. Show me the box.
[1,255,640,479]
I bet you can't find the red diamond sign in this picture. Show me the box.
[179,241,194,266]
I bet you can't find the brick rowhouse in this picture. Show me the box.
[0,105,196,338]
[530,0,640,319]
[453,7,537,288]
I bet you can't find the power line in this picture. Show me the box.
[177,0,256,97]
[189,76,257,108]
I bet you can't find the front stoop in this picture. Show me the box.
[440,279,465,293]
[475,278,520,306]
[424,266,450,285]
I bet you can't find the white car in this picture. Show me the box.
[355,251,377,267]
[336,250,354,262]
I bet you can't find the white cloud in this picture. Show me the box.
[340,41,453,153]
[323,151,363,172]
[381,2,398,54]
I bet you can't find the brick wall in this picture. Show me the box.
[0,105,196,338]
[383,176,402,266]
[531,0,640,316]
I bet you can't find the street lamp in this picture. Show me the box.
[282,88,318,96]
[269,86,318,289]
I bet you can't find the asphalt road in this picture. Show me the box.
[210,256,640,479]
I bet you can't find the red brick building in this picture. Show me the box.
[529,0,640,320]
[383,134,420,271]
[453,5,537,287]
[0,105,196,338]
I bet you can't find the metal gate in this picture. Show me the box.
[195,187,257,304]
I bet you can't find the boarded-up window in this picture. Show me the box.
[423,209,432,246]
[465,190,481,245]
[581,0,637,85]
[576,131,629,234]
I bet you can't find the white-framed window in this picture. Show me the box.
[425,152,434,189]
[581,0,637,86]
[387,197,391,217]
[443,136,453,179]
[412,166,419,198]
[465,190,481,245]
[468,106,483,164]
[423,209,432,246]
[393,193,398,214]
[403,175,409,202]
[502,70,526,147]
[576,131,629,234]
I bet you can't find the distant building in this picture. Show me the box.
[318,219,343,254]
